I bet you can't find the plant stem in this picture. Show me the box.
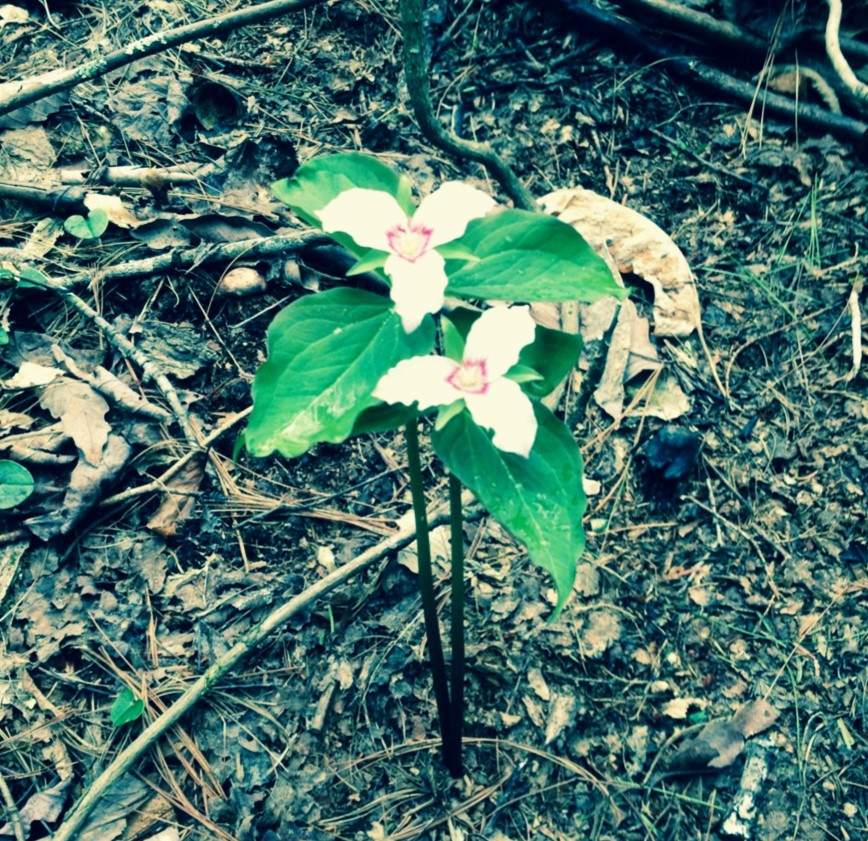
[447,472,465,777]
[404,419,453,766]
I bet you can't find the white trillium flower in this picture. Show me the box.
[374,306,538,457]
[316,182,497,333]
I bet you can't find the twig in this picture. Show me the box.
[99,407,252,507]
[719,736,774,840]
[553,0,868,148]
[0,772,25,841]
[49,499,453,841]
[50,231,330,291]
[399,0,537,211]
[825,0,868,107]
[0,0,324,119]
[845,278,863,381]
[35,278,198,444]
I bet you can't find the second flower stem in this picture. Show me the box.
[404,419,454,770]
[447,471,465,777]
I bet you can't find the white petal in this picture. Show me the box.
[386,251,448,333]
[463,306,536,379]
[466,378,537,457]
[414,182,497,246]
[316,189,407,251]
[374,356,462,409]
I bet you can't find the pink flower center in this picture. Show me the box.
[447,359,489,395]
[386,222,433,262]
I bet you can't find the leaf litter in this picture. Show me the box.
[0,1,867,840]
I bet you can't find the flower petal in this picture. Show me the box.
[316,189,407,252]
[463,306,536,379]
[414,182,497,247]
[374,356,461,410]
[466,378,537,457]
[386,251,448,333]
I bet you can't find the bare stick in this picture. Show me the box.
[399,0,537,211]
[825,0,868,107]
[55,231,330,290]
[0,0,323,119]
[50,500,452,841]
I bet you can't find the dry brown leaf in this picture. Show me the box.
[540,187,701,337]
[666,699,780,775]
[545,693,577,744]
[580,609,622,658]
[39,378,110,466]
[146,453,206,537]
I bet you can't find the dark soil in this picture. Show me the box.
[1,1,867,840]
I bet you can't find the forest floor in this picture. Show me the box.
[1,1,867,840]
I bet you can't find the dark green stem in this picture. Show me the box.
[399,0,537,212]
[446,472,465,777]
[404,419,453,766]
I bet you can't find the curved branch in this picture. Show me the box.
[399,0,537,211]
[0,0,323,119]
[825,0,868,106]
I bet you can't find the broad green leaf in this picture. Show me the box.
[0,262,52,289]
[110,688,145,727]
[514,325,582,399]
[447,209,627,303]
[432,404,585,615]
[64,208,108,240]
[0,460,34,509]
[272,153,415,235]
[246,288,434,458]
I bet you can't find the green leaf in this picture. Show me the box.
[440,313,467,361]
[64,208,108,240]
[0,460,34,509]
[515,325,583,399]
[347,249,389,276]
[272,153,415,235]
[351,402,416,435]
[246,288,434,458]
[0,262,52,289]
[432,404,586,615]
[110,688,144,727]
[447,210,627,303]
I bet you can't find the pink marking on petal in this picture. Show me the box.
[386,222,433,262]
[446,359,489,395]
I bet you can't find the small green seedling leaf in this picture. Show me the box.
[0,460,34,509]
[64,208,109,240]
[110,688,144,727]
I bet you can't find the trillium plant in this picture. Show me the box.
[243,153,626,776]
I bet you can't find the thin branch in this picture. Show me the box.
[825,0,868,106]
[399,0,537,211]
[0,0,323,119]
[50,499,453,841]
[554,0,868,147]
[53,231,330,290]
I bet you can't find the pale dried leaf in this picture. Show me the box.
[662,697,708,720]
[580,609,621,658]
[541,186,701,337]
[4,360,62,388]
[39,378,110,465]
[544,693,577,744]
[84,192,142,228]
[527,667,551,701]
